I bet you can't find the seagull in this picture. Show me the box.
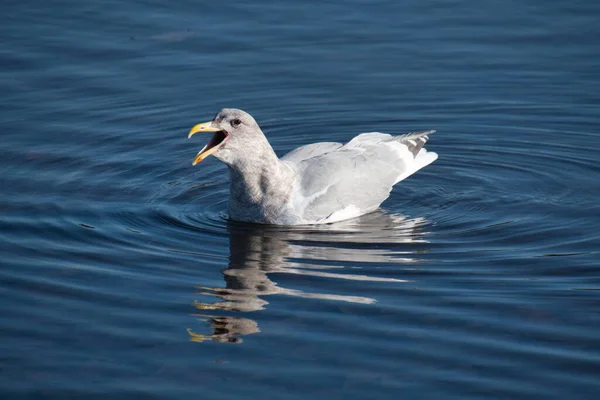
[188,108,437,225]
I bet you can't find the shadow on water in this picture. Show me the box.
[187,212,431,343]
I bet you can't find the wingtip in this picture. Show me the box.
[403,129,436,137]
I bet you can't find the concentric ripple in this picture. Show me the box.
[2,0,600,397]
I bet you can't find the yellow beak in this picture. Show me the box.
[188,121,223,166]
[188,121,220,138]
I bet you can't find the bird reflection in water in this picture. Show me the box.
[187,211,430,343]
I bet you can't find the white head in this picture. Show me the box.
[188,108,271,167]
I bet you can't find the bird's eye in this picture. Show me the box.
[231,118,242,127]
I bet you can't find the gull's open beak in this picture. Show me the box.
[188,121,220,138]
[188,121,229,166]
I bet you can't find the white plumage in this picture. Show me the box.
[188,109,437,225]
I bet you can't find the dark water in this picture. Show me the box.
[2,0,600,398]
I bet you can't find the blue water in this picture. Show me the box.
[2,0,600,398]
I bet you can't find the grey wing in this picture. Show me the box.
[281,142,343,164]
[296,147,403,222]
[293,131,437,222]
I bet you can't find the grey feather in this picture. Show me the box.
[395,130,436,157]
[189,109,437,225]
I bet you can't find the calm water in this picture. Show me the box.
[2,0,600,398]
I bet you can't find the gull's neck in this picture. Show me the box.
[226,138,295,224]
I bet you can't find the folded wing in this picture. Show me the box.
[285,131,437,223]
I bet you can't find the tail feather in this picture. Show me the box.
[394,149,438,184]
[395,130,436,157]
[393,130,437,184]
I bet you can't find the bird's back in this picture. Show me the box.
[284,131,437,224]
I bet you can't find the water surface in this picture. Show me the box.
[2,0,600,398]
